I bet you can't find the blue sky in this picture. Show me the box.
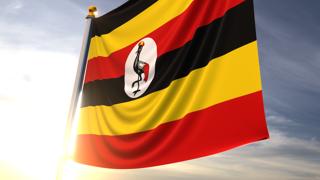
[0,0,319,179]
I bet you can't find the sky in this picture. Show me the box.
[0,0,319,179]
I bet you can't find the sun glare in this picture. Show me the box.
[0,49,78,180]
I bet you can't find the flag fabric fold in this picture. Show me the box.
[74,0,269,169]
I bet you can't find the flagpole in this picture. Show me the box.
[56,6,97,180]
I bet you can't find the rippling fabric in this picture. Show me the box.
[74,0,269,169]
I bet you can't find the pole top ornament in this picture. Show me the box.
[88,6,97,18]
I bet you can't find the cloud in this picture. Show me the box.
[0,0,86,54]
[267,115,294,125]
[254,0,320,138]
[4,0,23,13]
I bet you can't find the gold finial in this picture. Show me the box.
[88,6,97,18]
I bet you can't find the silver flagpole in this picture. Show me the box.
[56,6,97,180]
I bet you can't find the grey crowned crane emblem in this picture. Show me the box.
[131,41,150,96]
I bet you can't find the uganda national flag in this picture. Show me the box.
[74,0,269,169]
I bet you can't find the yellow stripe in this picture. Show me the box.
[78,42,262,136]
[87,0,194,60]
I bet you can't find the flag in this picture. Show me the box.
[74,0,269,169]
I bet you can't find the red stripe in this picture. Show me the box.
[74,91,269,168]
[85,0,245,83]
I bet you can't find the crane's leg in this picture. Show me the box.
[132,74,142,96]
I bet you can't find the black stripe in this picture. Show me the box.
[82,0,256,107]
[91,0,158,37]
